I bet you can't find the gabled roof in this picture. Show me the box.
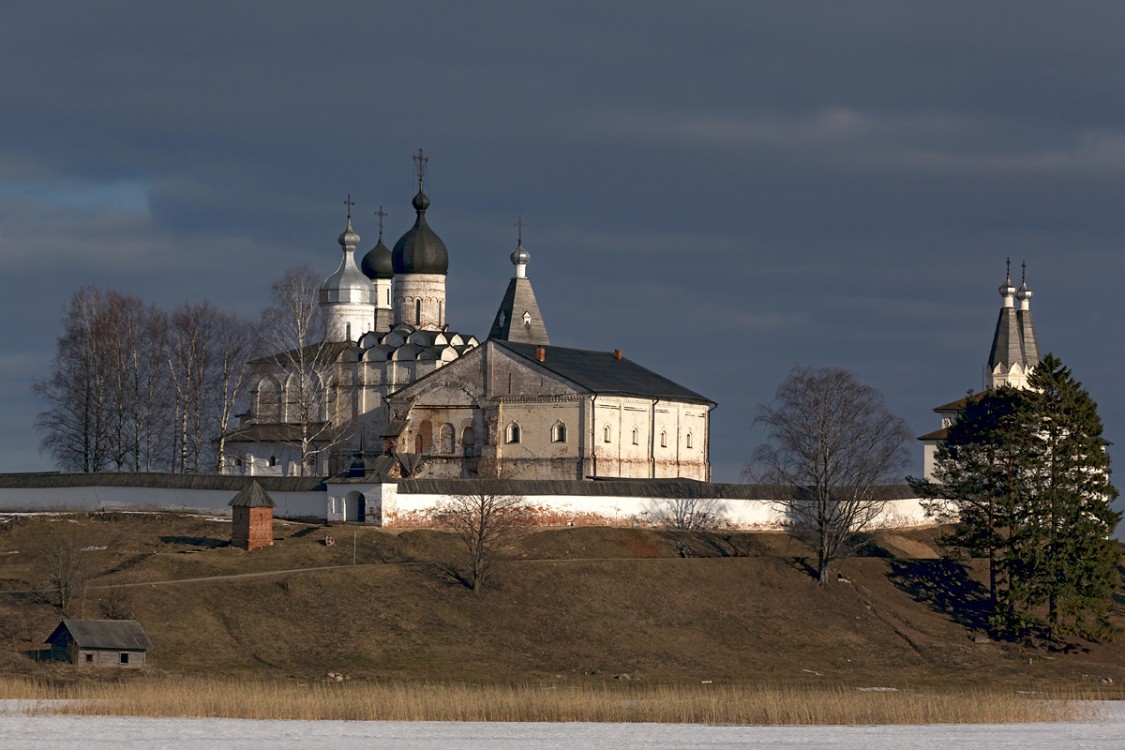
[917,427,950,441]
[46,619,152,651]
[495,341,714,405]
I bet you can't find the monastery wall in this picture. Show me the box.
[0,482,325,521]
[0,476,934,530]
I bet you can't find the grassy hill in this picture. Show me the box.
[0,511,1122,691]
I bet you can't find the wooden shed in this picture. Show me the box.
[45,619,152,668]
[230,480,275,550]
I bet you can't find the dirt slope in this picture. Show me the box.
[0,513,1121,689]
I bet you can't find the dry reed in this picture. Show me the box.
[0,675,1085,725]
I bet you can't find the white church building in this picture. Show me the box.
[918,262,1042,479]
[221,154,714,483]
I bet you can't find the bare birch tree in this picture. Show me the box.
[435,487,530,594]
[256,266,342,475]
[167,302,256,472]
[747,366,910,585]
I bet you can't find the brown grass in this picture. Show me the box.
[0,675,1088,725]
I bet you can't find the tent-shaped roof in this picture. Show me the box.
[229,480,276,508]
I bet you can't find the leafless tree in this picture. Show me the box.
[434,487,530,594]
[36,286,254,474]
[645,496,726,530]
[35,287,112,471]
[30,523,91,613]
[746,366,910,585]
[167,302,256,472]
[35,287,171,472]
[255,266,343,475]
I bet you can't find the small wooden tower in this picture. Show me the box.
[229,480,275,551]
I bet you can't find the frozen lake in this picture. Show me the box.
[1,703,1123,749]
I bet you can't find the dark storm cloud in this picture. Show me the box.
[1,1,1123,513]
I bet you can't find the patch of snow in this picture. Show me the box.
[2,708,1123,750]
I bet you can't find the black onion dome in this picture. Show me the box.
[392,189,448,275]
[361,237,394,280]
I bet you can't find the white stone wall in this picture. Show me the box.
[394,274,446,328]
[2,481,936,531]
[323,480,934,530]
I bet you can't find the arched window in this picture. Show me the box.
[461,426,476,457]
[346,322,352,341]
[439,423,455,454]
[415,299,422,325]
[631,427,639,445]
[603,425,611,443]
[506,422,521,444]
[660,430,668,448]
[551,422,567,443]
[686,432,694,449]
[268,455,277,467]
[256,377,282,422]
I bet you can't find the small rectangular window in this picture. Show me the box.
[120,653,129,664]
[85,653,93,663]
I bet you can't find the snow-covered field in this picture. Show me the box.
[1,703,1123,749]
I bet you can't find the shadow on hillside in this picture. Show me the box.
[159,535,227,549]
[887,559,991,631]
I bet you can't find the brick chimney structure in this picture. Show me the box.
[229,481,275,551]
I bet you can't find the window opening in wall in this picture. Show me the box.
[386,288,390,305]
[552,422,567,443]
[85,653,93,663]
[686,433,693,449]
[440,423,454,453]
[346,322,352,341]
[268,456,277,467]
[415,299,421,324]
[462,426,477,457]
[660,430,667,448]
[235,458,243,467]
[631,427,639,445]
[120,653,129,664]
[506,422,521,444]
[603,425,611,443]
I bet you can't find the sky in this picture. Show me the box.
[2,2,1124,489]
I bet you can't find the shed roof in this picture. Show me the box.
[46,619,152,651]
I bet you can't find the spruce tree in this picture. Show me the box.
[1015,355,1120,640]
[912,355,1121,642]
[910,387,1035,630]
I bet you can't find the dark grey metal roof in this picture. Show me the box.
[988,305,1023,370]
[398,478,915,500]
[229,480,276,508]
[495,341,714,405]
[47,619,153,651]
[0,472,325,492]
[488,277,550,345]
[361,237,394,280]
[392,190,448,275]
